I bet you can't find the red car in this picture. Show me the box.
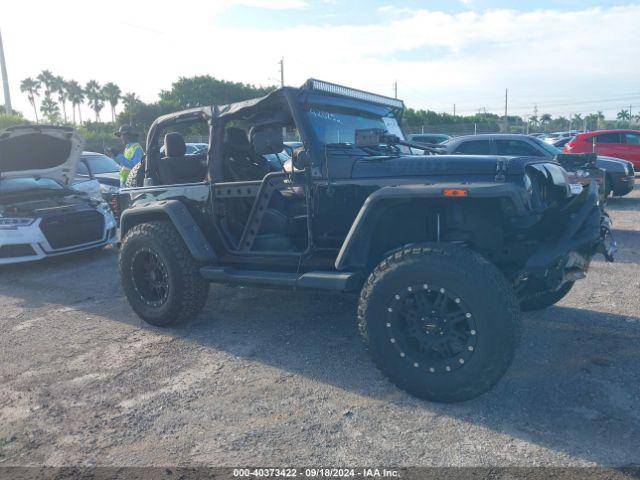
[564,129,640,169]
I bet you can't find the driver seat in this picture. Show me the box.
[223,127,270,181]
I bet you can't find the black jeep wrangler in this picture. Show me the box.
[118,79,615,402]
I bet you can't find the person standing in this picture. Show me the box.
[114,125,144,187]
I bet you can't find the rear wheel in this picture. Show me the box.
[119,220,209,326]
[519,281,574,312]
[358,244,521,403]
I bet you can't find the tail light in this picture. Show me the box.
[564,142,573,153]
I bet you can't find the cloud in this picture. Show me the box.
[232,0,308,9]
[377,4,412,15]
[3,2,640,119]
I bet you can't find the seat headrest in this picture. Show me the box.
[164,132,186,157]
[224,127,250,148]
[250,127,284,155]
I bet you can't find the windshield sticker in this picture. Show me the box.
[309,108,344,125]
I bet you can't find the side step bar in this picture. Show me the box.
[199,266,360,292]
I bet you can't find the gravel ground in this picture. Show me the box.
[1,186,639,468]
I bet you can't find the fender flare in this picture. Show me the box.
[334,183,527,271]
[120,200,216,262]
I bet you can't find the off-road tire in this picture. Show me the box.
[358,244,521,403]
[125,162,145,188]
[119,220,209,326]
[519,281,574,312]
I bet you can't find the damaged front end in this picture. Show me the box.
[516,180,615,297]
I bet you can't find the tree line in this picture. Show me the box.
[403,108,639,134]
[10,72,640,139]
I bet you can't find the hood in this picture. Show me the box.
[0,126,83,186]
[596,155,632,171]
[351,154,536,179]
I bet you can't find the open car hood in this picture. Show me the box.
[0,126,83,186]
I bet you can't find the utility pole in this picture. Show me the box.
[629,105,633,126]
[279,57,285,139]
[503,88,508,132]
[393,80,398,99]
[453,104,456,117]
[0,29,12,114]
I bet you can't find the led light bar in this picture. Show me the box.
[305,79,405,110]
[0,217,35,227]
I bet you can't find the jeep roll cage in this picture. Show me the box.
[143,79,408,185]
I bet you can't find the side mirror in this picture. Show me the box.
[291,147,309,170]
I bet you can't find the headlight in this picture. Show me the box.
[0,217,35,227]
[99,183,119,194]
[624,164,631,175]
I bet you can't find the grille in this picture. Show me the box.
[0,244,36,258]
[40,210,104,249]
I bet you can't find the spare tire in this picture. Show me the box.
[126,162,145,188]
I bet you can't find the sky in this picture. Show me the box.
[2,0,640,121]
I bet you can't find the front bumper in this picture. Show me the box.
[520,182,614,290]
[611,173,635,196]
[0,209,118,266]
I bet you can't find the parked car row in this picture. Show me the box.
[440,133,635,198]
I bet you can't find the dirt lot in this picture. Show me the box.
[1,186,639,468]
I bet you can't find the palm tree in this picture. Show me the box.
[556,116,569,130]
[65,80,84,124]
[101,82,121,123]
[53,76,69,123]
[40,97,60,123]
[85,80,104,122]
[20,77,40,122]
[122,92,138,125]
[617,109,630,126]
[571,113,583,130]
[540,113,552,132]
[36,70,56,99]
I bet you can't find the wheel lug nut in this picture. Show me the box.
[429,367,435,373]
[445,366,451,372]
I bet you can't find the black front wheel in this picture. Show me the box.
[119,221,209,326]
[358,244,521,403]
